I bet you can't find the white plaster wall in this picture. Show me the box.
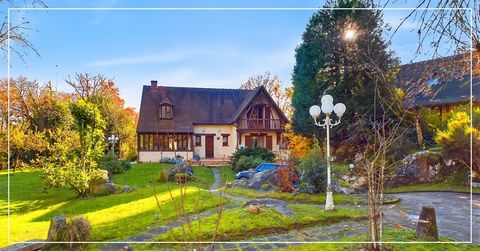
[138,151,192,162]
[193,125,237,159]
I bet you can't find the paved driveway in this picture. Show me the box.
[383,192,480,244]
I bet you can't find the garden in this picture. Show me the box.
[1,0,480,250]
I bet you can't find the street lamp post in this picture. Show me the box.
[108,134,119,155]
[309,95,346,211]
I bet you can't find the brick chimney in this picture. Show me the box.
[150,80,158,87]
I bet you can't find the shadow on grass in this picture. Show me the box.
[30,183,215,222]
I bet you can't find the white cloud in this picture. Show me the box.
[87,47,241,67]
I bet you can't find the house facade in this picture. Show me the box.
[136,81,289,162]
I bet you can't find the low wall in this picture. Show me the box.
[138,151,193,162]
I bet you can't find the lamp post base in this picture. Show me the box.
[324,191,336,211]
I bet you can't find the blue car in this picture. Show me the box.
[236,163,279,180]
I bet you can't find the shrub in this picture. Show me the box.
[98,152,131,174]
[156,167,170,183]
[43,161,95,197]
[56,216,91,249]
[235,156,263,172]
[277,160,300,193]
[435,107,480,181]
[232,147,275,171]
[296,143,328,193]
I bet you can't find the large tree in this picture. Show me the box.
[66,73,138,160]
[291,0,400,151]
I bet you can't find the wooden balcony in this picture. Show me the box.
[238,119,284,130]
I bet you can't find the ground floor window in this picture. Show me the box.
[138,133,192,151]
[222,134,229,146]
[194,135,201,146]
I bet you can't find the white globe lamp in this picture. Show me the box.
[334,103,346,117]
[309,105,321,119]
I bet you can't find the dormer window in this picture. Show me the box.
[427,72,439,86]
[159,104,173,119]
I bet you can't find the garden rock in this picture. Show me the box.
[90,182,116,195]
[168,162,195,181]
[248,203,261,214]
[231,179,247,187]
[2,240,48,251]
[416,206,439,241]
[246,169,281,191]
[246,198,294,216]
[123,185,133,193]
[332,181,355,194]
[93,169,110,184]
[392,150,445,186]
[352,176,367,191]
[47,215,66,241]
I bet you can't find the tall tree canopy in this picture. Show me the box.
[291,0,400,150]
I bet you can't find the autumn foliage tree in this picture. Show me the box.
[66,73,138,160]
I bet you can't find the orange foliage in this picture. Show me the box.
[278,160,299,193]
[284,130,314,158]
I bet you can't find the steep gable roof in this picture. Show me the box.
[396,54,480,108]
[229,86,289,123]
[137,85,255,133]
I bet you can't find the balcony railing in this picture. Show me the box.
[238,119,284,130]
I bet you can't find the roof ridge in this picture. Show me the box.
[400,53,469,67]
[144,85,254,92]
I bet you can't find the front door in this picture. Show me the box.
[266,136,272,150]
[205,135,214,158]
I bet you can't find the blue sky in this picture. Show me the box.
[4,0,468,110]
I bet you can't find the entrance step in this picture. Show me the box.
[195,158,231,167]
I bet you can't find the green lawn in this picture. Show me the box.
[219,166,236,184]
[277,229,480,250]
[225,187,365,205]
[153,203,366,242]
[385,182,480,194]
[0,163,223,247]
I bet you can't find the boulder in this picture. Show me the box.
[123,185,133,193]
[231,179,247,187]
[2,240,48,251]
[416,206,439,241]
[332,181,355,194]
[90,182,116,195]
[352,176,367,191]
[246,198,294,216]
[392,150,445,186]
[47,215,66,241]
[248,203,261,214]
[90,169,110,185]
[246,169,281,191]
[168,162,195,181]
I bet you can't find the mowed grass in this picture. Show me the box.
[385,182,480,194]
[0,163,221,247]
[153,204,366,242]
[225,187,365,205]
[276,229,480,250]
[219,166,237,184]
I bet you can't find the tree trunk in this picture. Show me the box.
[414,109,425,149]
